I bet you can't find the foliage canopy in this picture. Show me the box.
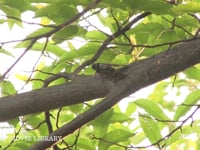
[0,0,200,149]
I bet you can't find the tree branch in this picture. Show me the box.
[0,76,114,122]
[30,38,200,149]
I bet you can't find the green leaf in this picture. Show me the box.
[86,30,107,40]
[91,109,113,137]
[8,143,31,150]
[175,15,199,29]
[132,22,168,51]
[0,19,7,24]
[32,66,52,89]
[48,77,66,86]
[52,25,78,43]
[35,2,77,23]
[126,102,137,116]
[131,132,146,145]
[26,27,52,38]
[57,108,76,126]
[172,2,200,13]
[97,12,116,32]
[111,8,129,21]
[15,28,52,46]
[134,99,169,120]
[25,114,48,135]
[0,4,22,28]
[77,137,96,150]
[185,66,200,81]
[165,123,200,146]
[97,50,117,64]
[139,115,162,143]
[131,0,173,15]
[110,112,130,123]
[0,80,16,96]
[159,29,178,42]
[15,40,33,49]
[0,47,14,57]
[99,129,132,150]
[67,41,76,50]
[102,0,123,8]
[148,81,168,103]
[1,0,32,12]
[111,54,131,65]
[8,118,19,127]
[58,42,100,62]
[174,90,200,120]
[68,103,84,114]
[31,42,67,57]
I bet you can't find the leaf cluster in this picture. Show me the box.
[0,0,200,149]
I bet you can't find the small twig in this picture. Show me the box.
[56,108,63,129]
[110,10,134,54]
[110,9,121,29]
[25,120,46,131]
[42,72,75,87]
[2,126,23,150]
[84,17,110,36]
[162,16,195,37]
[80,8,103,22]
[62,37,197,51]
[0,39,37,82]
[0,14,57,28]
[69,129,81,149]
[139,114,182,123]
[22,38,49,89]
[91,134,129,149]
[112,37,199,48]
[181,103,200,107]
[44,111,60,150]
[189,13,200,24]
[34,70,77,86]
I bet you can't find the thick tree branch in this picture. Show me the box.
[0,76,114,122]
[30,38,200,149]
